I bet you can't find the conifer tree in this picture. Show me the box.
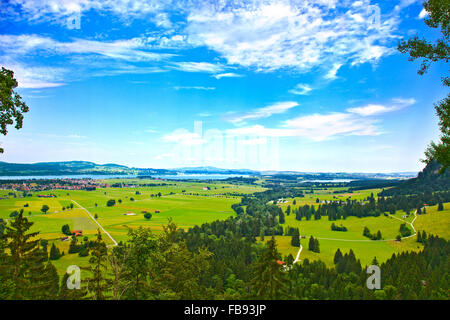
[308,236,315,251]
[82,230,111,300]
[4,210,52,299]
[291,228,300,247]
[334,248,343,265]
[250,236,287,299]
[49,243,61,260]
[313,238,320,253]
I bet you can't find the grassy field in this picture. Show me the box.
[0,179,264,275]
[1,181,447,275]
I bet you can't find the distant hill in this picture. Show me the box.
[380,161,450,196]
[0,161,136,176]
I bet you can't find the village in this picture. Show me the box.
[0,178,108,193]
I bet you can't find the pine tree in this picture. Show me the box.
[41,261,60,299]
[313,238,320,253]
[250,236,288,299]
[437,202,444,211]
[49,243,61,260]
[333,248,343,265]
[291,228,300,247]
[82,230,112,300]
[0,235,13,299]
[308,236,315,251]
[4,210,54,299]
[417,231,423,243]
[371,256,379,266]
[279,211,285,224]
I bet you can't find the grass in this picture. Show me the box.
[1,181,446,275]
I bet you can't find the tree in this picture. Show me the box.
[334,248,343,265]
[313,238,320,253]
[398,0,450,171]
[250,236,287,299]
[279,210,285,224]
[106,199,116,207]
[308,236,315,251]
[144,212,152,220]
[291,228,300,247]
[417,230,423,243]
[437,202,444,211]
[49,243,61,260]
[82,230,111,300]
[0,67,29,153]
[61,224,71,235]
[41,204,49,214]
[3,211,54,299]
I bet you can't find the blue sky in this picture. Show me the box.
[0,0,447,172]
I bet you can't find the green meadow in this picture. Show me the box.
[1,180,447,275]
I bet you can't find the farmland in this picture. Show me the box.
[0,178,448,276]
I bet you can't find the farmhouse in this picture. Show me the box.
[72,230,83,235]
[124,212,137,216]
[155,210,160,213]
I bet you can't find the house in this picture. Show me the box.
[74,232,82,237]
[301,235,306,239]
[72,230,83,235]
[276,260,286,266]
[124,212,136,216]
[155,210,160,213]
[61,236,69,241]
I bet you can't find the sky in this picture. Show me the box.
[0,0,447,172]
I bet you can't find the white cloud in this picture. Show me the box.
[212,72,244,79]
[161,130,206,146]
[324,63,342,80]
[289,83,313,95]
[347,98,416,116]
[186,0,399,73]
[284,112,378,141]
[2,62,66,88]
[226,101,299,124]
[0,34,172,62]
[418,8,428,19]
[227,112,378,142]
[174,86,215,91]
[171,61,225,73]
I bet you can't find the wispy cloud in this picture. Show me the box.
[171,61,225,73]
[212,73,244,79]
[174,86,215,91]
[324,63,342,80]
[186,0,400,73]
[225,101,299,125]
[347,98,416,116]
[289,83,313,95]
[161,130,206,146]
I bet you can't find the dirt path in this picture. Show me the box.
[71,200,118,246]
[293,244,303,264]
